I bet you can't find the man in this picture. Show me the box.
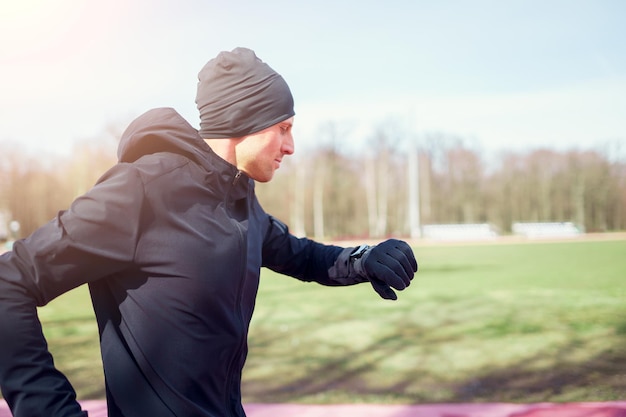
[0,47,417,417]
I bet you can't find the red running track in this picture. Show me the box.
[2,401,626,416]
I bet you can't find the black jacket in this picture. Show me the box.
[0,108,361,417]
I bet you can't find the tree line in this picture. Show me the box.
[256,124,625,239]
[1,123,624,240]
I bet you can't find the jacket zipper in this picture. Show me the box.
[232,170,242,186]
[224,170,247,416]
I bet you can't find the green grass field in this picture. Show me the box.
[30,238,626,403]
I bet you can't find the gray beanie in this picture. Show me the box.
[196,47,295,138]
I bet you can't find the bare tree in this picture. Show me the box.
[291,158,307,237]
[313,155,326,239]
[363,120,408,237]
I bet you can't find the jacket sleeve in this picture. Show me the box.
[261,216,367,286]
[0,163,145,417]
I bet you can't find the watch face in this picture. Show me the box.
[351,245,370,259]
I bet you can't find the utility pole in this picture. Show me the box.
[408,145,421,239]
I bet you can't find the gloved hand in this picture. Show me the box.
[351,239,418,300]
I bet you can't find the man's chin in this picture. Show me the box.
[254,172,275,183]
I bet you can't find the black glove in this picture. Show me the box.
[351,239,418,300]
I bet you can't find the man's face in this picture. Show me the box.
[235,117,294,182]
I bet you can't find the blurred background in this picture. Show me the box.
[1,0,625,240]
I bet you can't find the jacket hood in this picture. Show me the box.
[117,108,211,164]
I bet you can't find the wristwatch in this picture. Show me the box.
[349,244,370,263]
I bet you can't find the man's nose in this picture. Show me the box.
[282,133,294,155]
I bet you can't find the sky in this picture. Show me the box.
[1,0,625,161]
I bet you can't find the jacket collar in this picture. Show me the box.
[117,107,253,200]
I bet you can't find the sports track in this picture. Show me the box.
[2,400,626,416]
